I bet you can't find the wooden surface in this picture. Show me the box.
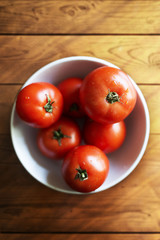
[1,0,160,34]
[0,234,160,240]
[0,0,160,239]
[1,35,160,85]
[1,234,160,240]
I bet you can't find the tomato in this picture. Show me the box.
[83,118,126,153]
[62,145,109,193]
[37,117,81,159]
[16,82,63,128]
[58,77,84,118]
[80,66,137,124]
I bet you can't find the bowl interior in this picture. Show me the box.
[11,57,149,194]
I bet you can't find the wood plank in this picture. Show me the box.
[0,234,160,240]
[0,134,16,164]
[0,85,21,134]
[0,134,160,232]
[1,35,160,85]
[139,85,159,134]
[0,1,160,34]
[0,85,158,134]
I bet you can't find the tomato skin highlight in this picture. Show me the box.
[16,82,63,128]
[84,119,126,154]
[58,77,84,118]
[80,66,137,124]
[37,117,81,160]
[62,145,109,193]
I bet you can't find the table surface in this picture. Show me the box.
[0,1,160,239]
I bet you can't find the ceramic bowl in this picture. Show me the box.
[10,56,150,194]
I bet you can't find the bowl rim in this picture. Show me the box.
[10,56,150,194]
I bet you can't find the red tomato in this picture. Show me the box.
[58,77,84,118]
[16,82,63,128]
[37,117,81,160]
[80,66,137,124]
[84,119,126,153]
[62,145,109,192]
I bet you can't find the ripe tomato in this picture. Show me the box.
[83,119,126,153]
[80,66,137,124]
[16,82,63,128]
[62,145,109,193]
[37,117,81,160]
[58,77,84,118]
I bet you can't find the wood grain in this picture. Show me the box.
[0,234,160,240]
[0,85,21,134]
[1,0,160,237]
[0,84,158,134]
[1,35,160,84]
[0,134,160,232]
[0,1,160,34]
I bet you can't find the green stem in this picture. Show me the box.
[75,167,88,181]
[70,103,79,112]
[53,128,71,146]
[106,89,120,104]
[44,94,54,113]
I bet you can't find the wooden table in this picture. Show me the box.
[0,1,160,239]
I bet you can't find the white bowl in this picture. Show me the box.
[10,56,150,194]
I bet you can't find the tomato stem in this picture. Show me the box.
[53,128,71,146]
[70,103,79,112]
[44,94,54,113]
[106,89,120,104]
[75,167,88,181]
